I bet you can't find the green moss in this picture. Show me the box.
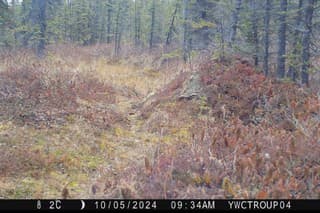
[86,156,104,171]
[191,20,215,29]
[160,49,181,60]
[198,96,210,115]
[11,178,37,198]
[66,114,76,123]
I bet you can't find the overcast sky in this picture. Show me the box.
[7,0,22,5]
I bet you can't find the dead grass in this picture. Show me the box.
[0,46,319,199]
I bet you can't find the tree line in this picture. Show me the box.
[0,0,319,85]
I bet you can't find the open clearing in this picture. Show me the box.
[0,46,319,199]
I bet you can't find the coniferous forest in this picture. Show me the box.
[0,0,320,199]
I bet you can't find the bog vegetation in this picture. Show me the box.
[0,0,319,199]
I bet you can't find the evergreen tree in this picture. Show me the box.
[263,0,272,76]
[301,0,315,85]
[287,0,303,82]
[0,0,318,84]
[276,0,287,79]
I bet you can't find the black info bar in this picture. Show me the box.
[0,200,318,211]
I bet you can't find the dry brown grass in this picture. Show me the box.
[0,46,319,199]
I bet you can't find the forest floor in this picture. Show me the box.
[0,45,319,199]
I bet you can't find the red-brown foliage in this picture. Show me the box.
[0,63,122,129]
[108,57,320,199]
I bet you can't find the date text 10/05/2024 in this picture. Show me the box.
[93,200,291,210]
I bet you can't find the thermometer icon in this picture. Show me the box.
[37,200,41,209]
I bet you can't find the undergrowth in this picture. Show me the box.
[0,46,319,199]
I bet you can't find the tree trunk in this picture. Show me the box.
[276,0,287,79]
[136,2,141,46]
[11,0,15,16]
[229,0,242,46]
[301,0,315,85]
[287,0,303,82]
[183,0,190,62]
[263,0,271,76]
[107,0,112,44]
[250,0,259,66]
[99,1,106,43]
[149,0,156,49]
[166,2,179,46]
[114,2,121,57]
[31,0,47,57]
[90,0,100,44]
[21,0,29,46]
[11,0,17,47]
[134,0,141,46]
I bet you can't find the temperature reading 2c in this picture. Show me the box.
[49,200,62,210]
